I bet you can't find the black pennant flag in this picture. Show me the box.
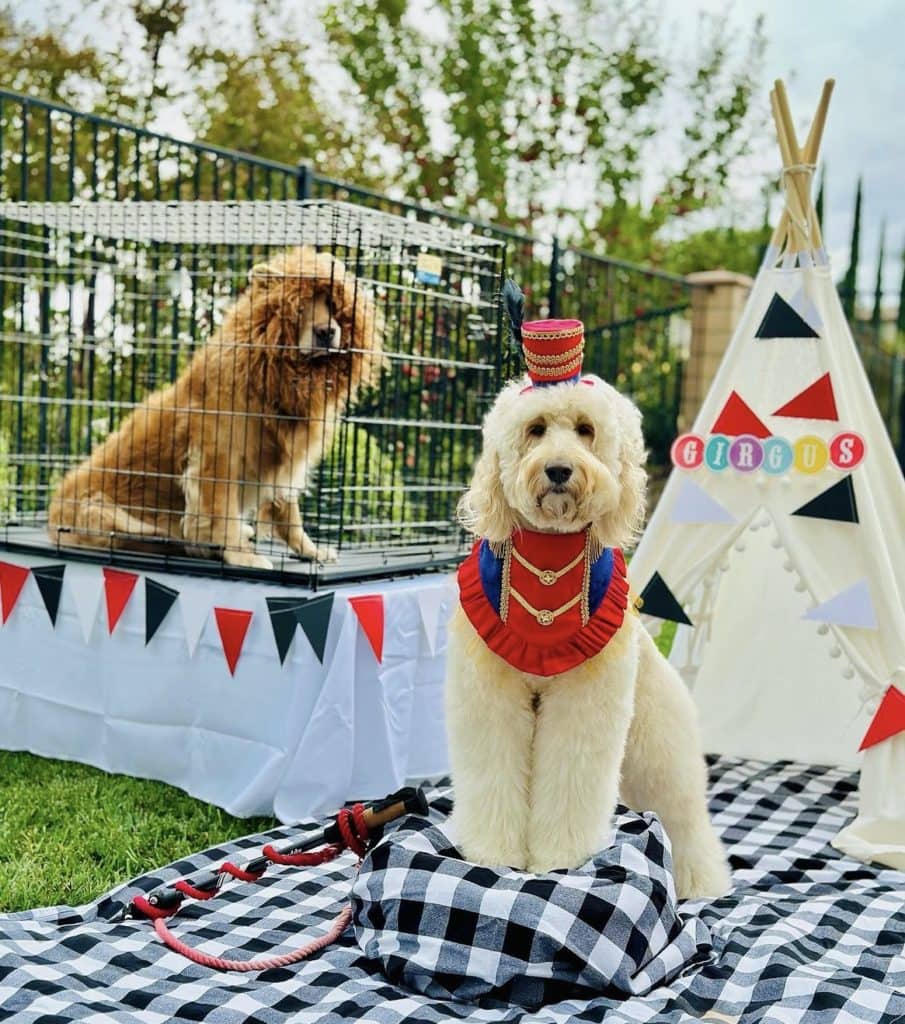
[145,577,179,644]
[755,293,819,339]
[31,564,66,627]
[792,475,859,524]
[266,596,308,665]
[638,572,693,626]
[296,592,335,663]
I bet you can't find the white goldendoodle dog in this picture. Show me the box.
[445,371,731,900]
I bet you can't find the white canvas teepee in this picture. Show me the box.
[629,80,905,871]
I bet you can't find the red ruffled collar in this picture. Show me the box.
[457,529,629,677]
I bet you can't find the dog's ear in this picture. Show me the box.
[457,445,514,543]
[591,391,648,553]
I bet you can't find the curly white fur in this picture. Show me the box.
[446,375,731,899]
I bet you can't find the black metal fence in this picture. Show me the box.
[0,88,690,579]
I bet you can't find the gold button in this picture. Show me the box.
[539,570,557,586]
[537,609,554,625]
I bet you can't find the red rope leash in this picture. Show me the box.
[153,906,353,973]
[141,805,368,971]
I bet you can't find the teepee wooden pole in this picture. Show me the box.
[771,89,808,254]
[775,80,825,251]
[769,79,834,255]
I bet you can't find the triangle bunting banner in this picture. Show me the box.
[416,587,447,656]
[711,391,771,439]
[180,594,211,659]
[670,479,736,525]
[859,685,905,751]
[103,567,140,634]
[214,607,253,676]
[266,596,308,665]
[68,568,105,644]
[145,578,179,645]
[792,476,858,524]
[31,564,66,627]
[349,594,385,662]
[772,372,839,420]
[802,580,878,630]
[0,561,30,624]
[296,593,335,663]
[755,293,820,339]
[638,572,693,626]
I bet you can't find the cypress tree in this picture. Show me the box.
[897,239,905,336]
[841,176,862,320]
[814,164,825,231]
[872,222,885,328]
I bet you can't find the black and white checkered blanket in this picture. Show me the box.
[351,811,712,1008]
[1,758,904,1023]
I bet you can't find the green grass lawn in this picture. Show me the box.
[0,751,277,914]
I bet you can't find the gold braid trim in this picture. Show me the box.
[521,340,584,365]
[511,545,585,585]
[522,326,585,341]
[524,356,584,378]
[499,539,512,622]
[508,587,582,626]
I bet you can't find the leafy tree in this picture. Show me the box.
[323,0,766,251]
[814,164,825,230]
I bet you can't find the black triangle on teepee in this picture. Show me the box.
[296,592,335,663]
[791,475,859,524]
[266,596,308,665]
[145,577,179,644]
[31,564,66,627]
[638,572,693,626]
[755,293,819,339]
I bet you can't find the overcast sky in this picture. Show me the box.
[27,0,905,298]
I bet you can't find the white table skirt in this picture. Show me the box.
[0,553,455,821]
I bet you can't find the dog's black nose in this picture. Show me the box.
[313,326,334,349]
[545,463,573,485]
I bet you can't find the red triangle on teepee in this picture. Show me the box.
[214,607,253,676]
[772,372,839,421]
[711,391,771,439]
[859,685,905,751]
[0,561,30,624]
[349,595,384,663]
[103,567,140,634]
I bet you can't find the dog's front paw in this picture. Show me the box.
[673,850,732,901]
[312,543,338,563]
[223,549,274,571]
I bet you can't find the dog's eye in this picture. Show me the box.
[576,423,595,439]
[527,422,546,438]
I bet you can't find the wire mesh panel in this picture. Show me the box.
[0,200,505,582]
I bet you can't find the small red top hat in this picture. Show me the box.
[520,319,584,387]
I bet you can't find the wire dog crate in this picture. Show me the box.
[0,199,506,583]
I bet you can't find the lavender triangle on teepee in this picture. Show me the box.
[670,479,736,525]
[802,580,878,630]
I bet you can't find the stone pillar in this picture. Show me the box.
[679,270,754,432]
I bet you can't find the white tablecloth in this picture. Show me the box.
[0,554,454,821]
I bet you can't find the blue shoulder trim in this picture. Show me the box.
[588,547,615,616]
[478,540,503,616]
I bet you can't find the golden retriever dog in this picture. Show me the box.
[445,374,731,899]
[47,247,383,569]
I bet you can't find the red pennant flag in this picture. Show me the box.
[859,685,905,751]
[103,567,140,634]
[214,607,253,676]
[772,372,839,420]
[0,561,30,624]
[349,595,384,663]
[711,391,771,439]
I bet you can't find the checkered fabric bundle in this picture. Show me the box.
[1,758,904,1023]
[351,812,711,1007]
